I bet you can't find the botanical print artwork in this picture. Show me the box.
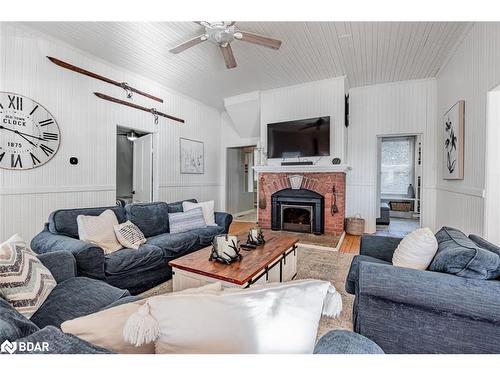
[444,118,457,173]
[180,138,204,174]
[443,100,465,180]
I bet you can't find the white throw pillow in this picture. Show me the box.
[182,200,216,226]
[77,209,122,254]
[114,221,146,250]
[0,235,57,318]
[392,227,438,270]
[62,282,222,354]
[123,279,342,354]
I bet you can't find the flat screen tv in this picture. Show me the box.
[267,116,330,159]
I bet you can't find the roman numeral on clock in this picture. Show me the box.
[0,152,4,163]
[39,119,54,126]
[43,132,59,141]
[40,144,54,156]
[30,152,41,166]
[8,95,22,111]
[29,105,39,116]
[11,154,22,168]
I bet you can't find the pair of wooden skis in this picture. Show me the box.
[47,56,184,124]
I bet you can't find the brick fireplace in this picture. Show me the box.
[254,166,348,236]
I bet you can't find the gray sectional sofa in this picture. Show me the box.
[1,251,138,354]
[31,199,233,295]
[346,228,500,354]
[1,251,381,354]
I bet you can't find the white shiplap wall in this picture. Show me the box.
[435,22,500,236]
[0,23,222,241]
[347,79,437,233]
[260,77,346,165]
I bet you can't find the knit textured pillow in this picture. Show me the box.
[0,234,57,318]
[168,207,207,234]
[114,221,147,250]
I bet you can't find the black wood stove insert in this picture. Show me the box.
[271,188,324,234]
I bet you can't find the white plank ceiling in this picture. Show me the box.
[23,22,471,109]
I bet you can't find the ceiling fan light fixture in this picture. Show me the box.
[127,131,138,141]
[233,32,243,40]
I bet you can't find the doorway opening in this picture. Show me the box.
[485,84,500,243]
[226,145,258,223]
[376,134,422,236]
[116,126,156,205]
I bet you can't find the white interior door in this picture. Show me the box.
[132,133,153,202]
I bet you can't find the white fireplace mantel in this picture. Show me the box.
[253,164,351,174]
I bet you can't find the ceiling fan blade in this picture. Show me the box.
[219,44,237,69]
[236,31,282,50]
[169,34,207,54]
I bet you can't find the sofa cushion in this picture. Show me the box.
[169,207,207,234]
[429,227,500,280]
[146,232,200,258]
[183,200,216,226]
[345,255,391,295]
[189,225,225,246]
[468,234,500,257]
[15,326,111,354]
[30,277,130,328]
[0,235,57,319]
[0,298,39,343]
[167,199,197,213]
[313,330,384,354]
[49,206,126,238]
[114,220,147,249]
[104,244,165,275]
[125,202,169,238]
[77,209,123,254]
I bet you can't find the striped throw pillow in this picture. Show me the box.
[169,207,207,234]
[0,235,57,318]
[114,221,147,250]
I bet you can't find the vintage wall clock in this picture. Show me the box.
[0,92,60,170]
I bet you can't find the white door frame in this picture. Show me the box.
[484,86,500,241]
[376,132,424,227]
[116,125,159,202]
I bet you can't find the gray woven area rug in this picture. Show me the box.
[140,247,355,339]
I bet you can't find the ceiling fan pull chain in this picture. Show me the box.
[151,108,159,124]
[120,82,133,99]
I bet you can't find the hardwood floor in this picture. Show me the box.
[338,234,361,254]
[229,222,361,254]
[229,221,254,236]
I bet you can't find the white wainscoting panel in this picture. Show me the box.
[435,22,500,236]
[347,79,438,233]
[0,23,222,241]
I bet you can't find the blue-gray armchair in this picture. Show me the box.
[346,232,500,354]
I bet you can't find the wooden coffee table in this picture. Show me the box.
[169,233,299,292]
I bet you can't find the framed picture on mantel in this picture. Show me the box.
[180,137,204,174]
[443,100,465,180]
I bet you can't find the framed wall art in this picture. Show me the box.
[180,137,204,174]
[443,100,465,180]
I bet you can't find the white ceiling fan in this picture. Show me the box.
[169,21,282,69]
